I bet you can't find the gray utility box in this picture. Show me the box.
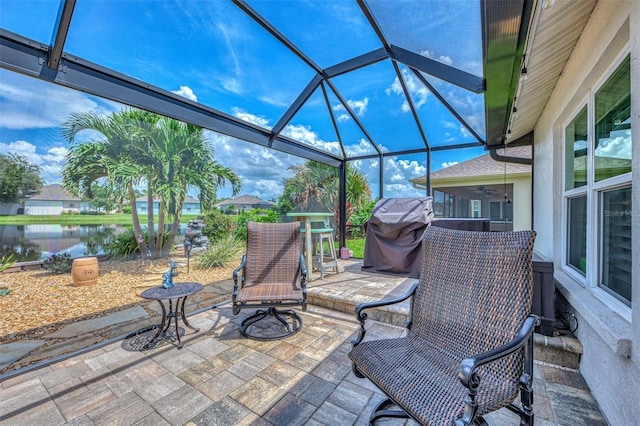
[532,253,555,336]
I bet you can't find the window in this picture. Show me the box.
[433,189,455,217]
[567,195,587,275]
[489,201,513,222]
[563,53,632,309]
[601,186,632,305]
[470,200,481,218]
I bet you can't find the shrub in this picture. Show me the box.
[348,200,376,238]
[234,209,278,241]
[0,254,16,273]
[105,229,140,258]
[122,205,132,214]
[45,253,72,274]
[193,237,244,269]
[202,209,235,242]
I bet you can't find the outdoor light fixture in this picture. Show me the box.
[519,66,528,82]
[184,239,193,274]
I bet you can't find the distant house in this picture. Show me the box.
[215,195,275,213]
[410,146,532,231]
[24,184,90,215]
[135,195,201,216]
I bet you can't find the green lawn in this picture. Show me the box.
[0,213,201,225]
[346,238,365,258]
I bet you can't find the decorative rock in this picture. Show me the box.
[184,219,210,253]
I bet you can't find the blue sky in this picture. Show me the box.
[0,0,487,201]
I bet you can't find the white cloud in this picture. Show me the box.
[205,130,302,200]
[420,50,454,66]
[232,108,271,129]
[0,140,68,184]
[0,70,120,130]
[171,86,198,102]
[441,161,458,168]
[332,97,369,121]
[594,132,631,160]
[386,70,430,112]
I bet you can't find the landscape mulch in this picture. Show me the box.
[0,257,237,338]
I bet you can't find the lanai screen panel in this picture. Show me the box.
[367,0,483,77]
[0,0,59,45]
[65,0,316,132]
[245,0,382,68]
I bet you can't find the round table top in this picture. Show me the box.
[140,282,203,300]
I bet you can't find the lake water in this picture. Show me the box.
[0,224,190,262]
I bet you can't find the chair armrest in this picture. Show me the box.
[458,315,540,388]
[232,255,246,291]
[352,281,419,346]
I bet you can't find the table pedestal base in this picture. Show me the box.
[144,297,200,349]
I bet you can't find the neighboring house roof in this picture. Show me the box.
[215,195,270,207]
[411,146,532,186]
[27,184,80,202]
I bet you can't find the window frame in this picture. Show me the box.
[561,47,632,319]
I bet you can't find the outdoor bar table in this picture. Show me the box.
[286,212,333,282]
[139,282,203,349]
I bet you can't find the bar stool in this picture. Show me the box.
[310,226,339,279]
[300,222,339,279]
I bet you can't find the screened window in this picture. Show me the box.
[600,186,632,306]
[567,195,587,275]
[490,201,513,222]
[565,106,588,190]
[563,53,632,308]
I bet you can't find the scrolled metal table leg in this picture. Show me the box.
[174,298,183,349]
[143,300,167,350]
[179,296,200,332]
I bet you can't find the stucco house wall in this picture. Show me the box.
[23,184,90,215]
[533,2,639,425]
[135,196,201,216]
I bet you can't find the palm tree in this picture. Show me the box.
[282,160,371,235]
[62,111,150,256]
[62,109,242,257]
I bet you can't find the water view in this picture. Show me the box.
[0,223,191,262]
[0,224,127,262]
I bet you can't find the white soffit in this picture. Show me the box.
[509,0,597,141]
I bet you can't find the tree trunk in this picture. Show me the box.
[146,179,155,256]
[155,200,165,258]
[166,197,184,257]
[128,182,149,257]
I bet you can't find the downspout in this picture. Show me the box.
[489,140,534,230]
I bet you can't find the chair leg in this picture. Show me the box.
[369,397,409,425]
[327,232,338,273]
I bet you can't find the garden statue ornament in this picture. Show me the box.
[161,260,178,289]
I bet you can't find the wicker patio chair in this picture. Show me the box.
[349,226,539,425]
[232,221,307,340]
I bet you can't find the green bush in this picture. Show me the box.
[234,209,278,241]
[45,253,72,274]
[0,254,16,273]
[202,209,235,242]
[193,237,244,269]
[348,200,376,238]
[105,229,169,258]
[105,229,139,258]
[122,205,132,214]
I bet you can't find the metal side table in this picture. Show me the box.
[140,282,203,349]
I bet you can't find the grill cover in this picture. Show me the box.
[362,197,433,278]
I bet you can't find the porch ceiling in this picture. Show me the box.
[490,0,598,147]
